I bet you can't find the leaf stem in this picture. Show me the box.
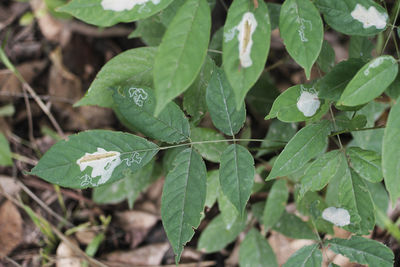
[159,138,266,151]
[381,0,400,55]
[329,125,385,137]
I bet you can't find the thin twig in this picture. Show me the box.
[17,180,74,228]
[23,83,65,138]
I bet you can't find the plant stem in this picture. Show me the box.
[329,125,385,137]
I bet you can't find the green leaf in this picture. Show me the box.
[191,127,228,163]
[326,236,394,267]
[349,36,374,61]
[246,73,279,118]
[58,0,174,27]
[347,147,382,183]
[316,0,388,36]
[113,86,190,144]
[223,0,271,108]
[283,244,322,267]
[76,47,156,108]
[383,98,400,204]
[262,179,289,229]
[183,56,215,123]
[218,189,239,228]
[161,148,207,263]
[128,15,165,46]
[299,150,347,197]
[197,213,246,253]
[295,191,334,235]
[267,3,281,30]
[209,27,223,65]
[205,170,220,208]
[154,0,211,115]
[317,40,335,73]
[31,130,159,188]
[366,181,389,228]
[0,133,12,166]
[272,211,318,240]
[162,146,186,173]
[206,67,246,136]
[350,101,388,152]
[316,58,365,102]
[279,0,323,79]
[92,160,156,208]
[338,168,375,234]
[258,120,297,156]
[266,83,329,122]
[386,71,400,100]
[239,229,278,267]
[159,0,185,26]
[267,120,331,180]
[338,56,398,106]
[333,114,367,132]
[219,144,254,216]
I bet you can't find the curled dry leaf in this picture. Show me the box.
[0,201,23,259]
[116,210,159,248]
[268,231,315,266]
[0,176,20,196]
[56,240,81,267]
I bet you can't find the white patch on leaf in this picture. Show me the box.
[77,148,121,185]
[363,56,395,76]
[322,207,351,227]
[296,87,320,117]
[351,4,387,30]
[101,0,160,12]
[128,87,148,107]
[237,12,257,68]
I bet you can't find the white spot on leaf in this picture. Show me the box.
[296,87,320,117]
[237,12,257,68]
[101,0,160,12]
[77,148,121,186]
[364,56,396,76]
[351,4,387,30]
[322,207,351,227]
[128,87,148,107]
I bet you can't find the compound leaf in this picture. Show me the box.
[31,130,159,188]
[219,144,254,216]
[339,168,375,234]
[266,83,329,122]
[239,229,278,267]
[283,244,322,267]
[267,120,331,180]
[347,147,382,183]
[191,127,228,163]
[316,0,388,36]
[58,0,175,27]
[223,0,271,109]
[154,0,211,115]
[279,0,323,79]
[326,236,394,267]
[113,86,190,144]
[262,179,289,229]
[299,150,347,197]
[76,47,156,108]
[161,148,207,263]
[198,213,246,253]
[316,58,365,102]
[338,56,398,106]
[383,98,400,204]
[206,67,246,136]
